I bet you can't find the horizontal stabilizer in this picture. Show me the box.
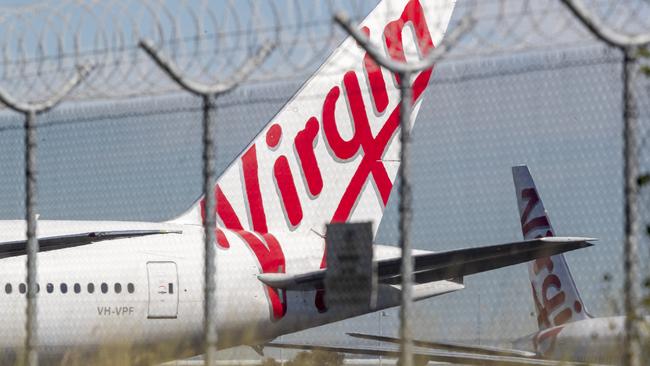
[258,237,594,290]
[0,229,182,259]
[347,332,537,358]
[265,342,600,366]
[258,269,326,291]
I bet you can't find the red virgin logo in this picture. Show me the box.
[201,0,438,320]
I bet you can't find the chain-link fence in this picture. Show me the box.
[0,1,649,365]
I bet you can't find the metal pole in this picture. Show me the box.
[556,3,650,364]
[0,65,91,366]
[397,72,413,366]
[138,40,274,366]
[332,13,474,366]
[24,109,38,366]
[332,13,473,366]
[379,312,383,366]
[202,94,218,365]
[622,47,640,366]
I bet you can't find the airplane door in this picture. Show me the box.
[147,261,179,319]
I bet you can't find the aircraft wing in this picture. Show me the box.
[257,237,594,290]
[0,229,182,258]
[264,342,604,366]
[342,333,612,365]
[347,332,538,358]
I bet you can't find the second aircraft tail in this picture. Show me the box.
[512,165,591,332]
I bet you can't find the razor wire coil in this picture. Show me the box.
[0,0,650,104]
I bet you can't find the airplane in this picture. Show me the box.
[314,165,649,365]
[0,1,594,364]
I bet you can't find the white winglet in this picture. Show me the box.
[539,237,597,243]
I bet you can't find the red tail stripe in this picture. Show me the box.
[242,145,268,234]
[274,156,304,227]
[541,274,565,311]
[533,256,554,275]
[522,216,550,236]
[200,185,244,248]
[383,0,434,84]
[520,188,540,227]
[361,27,389,114]
[237,231,287,320]
[531,283,552,329]
[216,186,243,230]
[216,229,230,249]
[553,308,572,326]
[294,117,323,197]
[322,85,360,160]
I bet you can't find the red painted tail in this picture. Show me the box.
[170,1,457,316]
[171,0,456,241]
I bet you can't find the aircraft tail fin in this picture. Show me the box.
[512,165,591,332]
[170,0,456,243]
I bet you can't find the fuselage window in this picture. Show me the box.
[6,281,136,295]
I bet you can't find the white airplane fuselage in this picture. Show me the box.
[0,220,460,361]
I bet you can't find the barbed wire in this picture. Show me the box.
[0,0,649,104]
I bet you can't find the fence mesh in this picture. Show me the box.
[0,0,649,365]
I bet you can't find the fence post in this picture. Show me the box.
[622,46,641,366]
[139,40,274,366]
[558,2,650,364]
[333,14,474,366]
[0,65,92,366]
[201,93,218,364]
[24,108,38,366]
